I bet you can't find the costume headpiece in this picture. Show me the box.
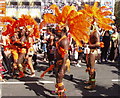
[41,2,114,46]
[82,2,114,30]
[1,15,40,38]
[41,4,89,46]
[1,16,16,36]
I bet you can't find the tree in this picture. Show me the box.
[114,1,120,28]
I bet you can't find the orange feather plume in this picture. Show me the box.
[42,4,91,46]
[82,2,114,30]
[1,16,16,36]
[12,15,40,38]
[1,16,15,25]
[2,24,14,36]
[50,4,61,16]
[43,13,57,23]
[61,5,76,23]
[100,11,112,16]
[97,21,113,30]
[1,15,40,38]
[39,21,46,29]
[40,65,54,78]
[42,3,114,47]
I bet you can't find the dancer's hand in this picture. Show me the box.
[58,69,64,77]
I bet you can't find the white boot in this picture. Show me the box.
[76,63,81,67]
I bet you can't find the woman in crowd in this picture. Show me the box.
[108,27,119,62]
[101,30,111,62]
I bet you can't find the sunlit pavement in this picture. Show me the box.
[1,54,120,97]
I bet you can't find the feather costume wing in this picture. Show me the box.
[43,5,90,46]
[39,21,46,29]
[83,2,114,30]
[1,16,15,25]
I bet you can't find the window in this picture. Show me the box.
[10,2,17,5]
[22,2,29,6]
[34,2,41,6]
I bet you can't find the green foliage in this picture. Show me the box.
[115,1,120,28]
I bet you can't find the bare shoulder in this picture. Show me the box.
[91,31,99,38]
[60,37,69,49]
[61,37,69,44]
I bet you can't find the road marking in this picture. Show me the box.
[38,81,54,84]
[112,79,120,82]
[0,81,35,84]
[0,81,54,84]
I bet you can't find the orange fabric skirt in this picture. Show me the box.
[11,49,18,60]
[18,48,26,54]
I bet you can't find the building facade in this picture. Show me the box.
[3,0,115,23]
[0,0,6,30]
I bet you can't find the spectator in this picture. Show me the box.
[101,30,111,62]
[108,27,119,62]
[0,35,5,82]
[41,28,50,61]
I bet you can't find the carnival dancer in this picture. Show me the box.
[1,15,40,78]
[51,26,70,96]
[25,26,35,77]
[40,4,90,96]
[40,27,70,97]
[81,1,114,89]
[84,30,100,90]
[16,27,27,78]
[83,18,101,90]
[10,31,20,78]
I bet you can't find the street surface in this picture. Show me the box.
[1,54,120,98]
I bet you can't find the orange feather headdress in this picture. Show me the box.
[13,15,40,38]
[41,2,114,46]
[42,4,90,47]
[39,20,47,29]
[1,16,16,36]
[1,16,15,25]
[1,15,40,38]
[82,2,114,30]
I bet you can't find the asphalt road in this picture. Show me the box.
[1,54,120,98]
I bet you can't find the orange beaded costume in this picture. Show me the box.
[56,35,70,71]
